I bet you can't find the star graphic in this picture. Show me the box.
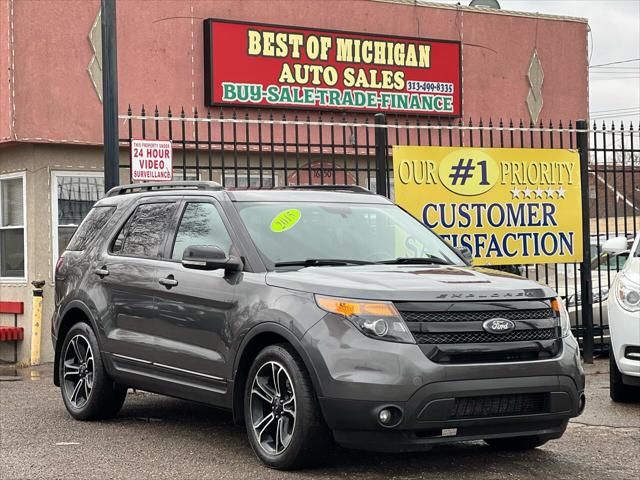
[557,186,566,198]
[545,187,555,198]
[510,186,521,199]
[534,187,544,198]
[523,187,532,198]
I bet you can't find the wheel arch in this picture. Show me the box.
[53,301,102,387]
[231,322,323,425]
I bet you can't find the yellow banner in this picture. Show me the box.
[392,146,583,265]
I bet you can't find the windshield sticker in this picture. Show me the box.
[270,209,302,233]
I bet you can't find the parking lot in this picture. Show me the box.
[0,360,637,480]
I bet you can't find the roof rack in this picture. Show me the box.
[278,185,374,194]
[105,181,223,197]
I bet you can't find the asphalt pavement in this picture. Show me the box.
[1,359,638,480]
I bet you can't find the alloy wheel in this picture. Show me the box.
[62,334,94,409]
[249,361,297,455]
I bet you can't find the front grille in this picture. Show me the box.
[398,304,561,363]
[413,328,558,345]
[401,308,554,323]
[451,393,547,419]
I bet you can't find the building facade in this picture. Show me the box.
[0,0,589,363]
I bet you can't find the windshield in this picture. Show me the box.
[236,202,464,267]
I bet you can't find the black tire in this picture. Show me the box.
[485,435,551,450]
[610,351,638,403]
[243,344,331,470]
[59,322,127,420]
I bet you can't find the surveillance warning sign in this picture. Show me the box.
[392,146,583,265]
[131,140,173,182]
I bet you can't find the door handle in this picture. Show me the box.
[159,275,179,288]
[94,267,109,278]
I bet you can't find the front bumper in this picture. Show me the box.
[320,375,580,452]
[303,315,584,451]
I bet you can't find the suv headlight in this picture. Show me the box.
[552,297,571,338]
[613,273,640,312]
[315,295,415,344]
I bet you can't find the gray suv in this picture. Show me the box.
[52,182,585,469]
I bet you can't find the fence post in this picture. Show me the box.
[374,113,389,197]
[577,119,594,363]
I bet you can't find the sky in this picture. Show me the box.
[435,0,640,124]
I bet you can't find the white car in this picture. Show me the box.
[526,236,632,344]
[603,235,640,402]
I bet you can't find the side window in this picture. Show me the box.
[66,206,116,251]
[172,203,233,260]
[111,202,177,258]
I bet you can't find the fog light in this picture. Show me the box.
[378,408,392,424]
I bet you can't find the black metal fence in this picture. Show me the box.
[120,107,640,361]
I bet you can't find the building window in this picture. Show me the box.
[0,174,26,279]
[224,172,278,188]
[172,170,202,181]
[53,173,104,259]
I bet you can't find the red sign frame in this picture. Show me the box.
[204,19,462,116]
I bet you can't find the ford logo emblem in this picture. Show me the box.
[482,318,516,334]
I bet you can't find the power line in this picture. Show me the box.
[591,76,640,81]
[590,72,640,76]
[590,69,640,73]
[590,66,640,70]
[590,107,640,114]
[591,111,640,120]
[590,58,640,68]
[592,110,640,116]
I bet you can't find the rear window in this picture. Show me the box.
[66,206,116,251]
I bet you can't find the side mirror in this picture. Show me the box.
[602,236,628,255]
[181,245,243,272]
[457,246,473,263]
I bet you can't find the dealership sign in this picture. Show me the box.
[131,140,173,181]
[204,20,461,115]
[393,147,582,265]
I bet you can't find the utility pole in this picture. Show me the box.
[101,0,119,192]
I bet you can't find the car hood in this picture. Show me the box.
[266,264,557,302]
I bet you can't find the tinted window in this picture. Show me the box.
[112,203,177,258]
[172,203,232,260]
[66,206,115,251]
